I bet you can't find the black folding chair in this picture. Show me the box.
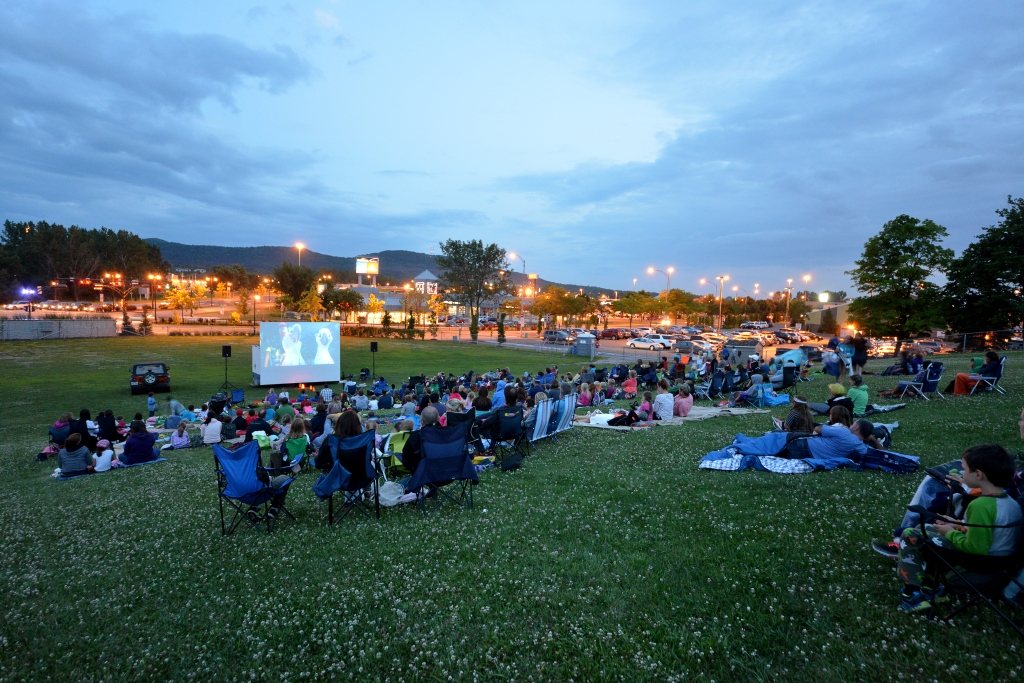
[311,430,379,525]
[406,419,477,514]
[904,466,1024,638]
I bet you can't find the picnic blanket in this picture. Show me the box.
[574,406,770,431]
[699,432,919,475]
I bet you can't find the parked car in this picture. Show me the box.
[543,330,576,344]
[645,333,675,348]
[130,362,171,394]
[739,320,769,329]
[673,339,713,355]
[6,300,32,310]
[627,336,663,350]
[599,328,628,339]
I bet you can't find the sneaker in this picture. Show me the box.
[246,509,262,524]
[898,590,932,614]
[266,506,279,520]
[871,538,900,560]
[924,585,947,605]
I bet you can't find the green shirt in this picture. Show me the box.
[847,385,869,416]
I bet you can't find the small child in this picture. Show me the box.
[162,423,191,451]
[896,444,1023,613]
[637,391,653,420]
[146,392,157,417]
[93,439,120,472]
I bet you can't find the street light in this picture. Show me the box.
[507,251,526,274]
[786,280,794,327]
[647,265,675,292]
[632,277,638,290]
[295,242,305,267]
[715,275,729,330]
[252,294,261,335]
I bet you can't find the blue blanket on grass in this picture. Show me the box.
[700,432,919,475]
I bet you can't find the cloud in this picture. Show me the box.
[0,3,310,112]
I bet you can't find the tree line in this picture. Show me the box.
[846,195,1024,341]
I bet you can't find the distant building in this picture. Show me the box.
[413,270,439,295]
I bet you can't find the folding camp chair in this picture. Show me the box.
[312,430,378,524]
[490,405,527,469]
[213,441,297,535]
[378,430,412,478]
[553,393,578,435]
[905,500,1024,639]
[969,356,1007,395]
[406,419,477,514]
[899,361,946,400]
[230,388,245,405]
[443,409,478,451]
[527,399,554,451]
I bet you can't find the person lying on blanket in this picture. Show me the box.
[778,406,869,461]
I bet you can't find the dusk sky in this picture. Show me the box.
[2,1,1022,295]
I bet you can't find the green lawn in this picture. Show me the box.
[1,337,1021,681]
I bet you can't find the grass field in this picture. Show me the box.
[1,337,1021,681]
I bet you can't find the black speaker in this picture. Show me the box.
[222,345,232,358]
[370,341,378,353]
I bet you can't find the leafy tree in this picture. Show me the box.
[366,293,384,325]
[165,286,200,322]
[210,265,259,291]
[235,288,251,319]
[296,288,325,321]
[435,239,510,341]
[615,291,658,328]
[497,313,506,343]
[847,215,953,346]
[272,262,315,302]
[942,195,1024,332]
[382,310,393,335]
[322,288,363,321]
[663,289,700,323]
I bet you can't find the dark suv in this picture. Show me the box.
[130,362,171,394]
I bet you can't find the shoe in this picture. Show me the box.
[266,507,279,520]
[246,509,262,524]
[871,538,900,560]
[924,585,947,605]
[898,590,932,614]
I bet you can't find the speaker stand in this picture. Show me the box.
[217,356,240,396]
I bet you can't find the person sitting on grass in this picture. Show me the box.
[244,410,273,443]
[201,414,224,445]
[93,439,120,472]
[49,413,72,448]
[652,380,674,420]
[58,433,94,475]
[892,443,1022,613]
[808,383,855,416]
[161,422,191,450]
[783,396,816,434]
[673,384,694,417]
[275,417,309,468]
[121,421,159,465]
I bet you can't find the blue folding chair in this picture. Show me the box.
[900,361,946,400]
[214,441,297,535]
[406,419,477,514]
[312,430,378,525]
[230,388,245,405]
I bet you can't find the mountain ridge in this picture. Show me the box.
[144,239,610,295]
